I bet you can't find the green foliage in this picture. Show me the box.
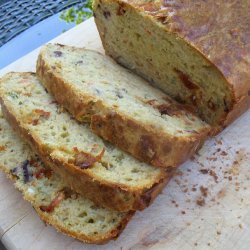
[60,0,93,25]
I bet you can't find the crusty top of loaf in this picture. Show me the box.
[120,0,250,100]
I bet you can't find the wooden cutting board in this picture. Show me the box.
[0,18,249,250]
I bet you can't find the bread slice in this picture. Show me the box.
[36,43,210,169]
[93,0,250,131]
[0,108,133,244]
[0,72,170,212]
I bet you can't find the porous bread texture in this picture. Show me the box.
[0,72,169,212]
[93,0,242,130]
[36,43,210,169]
[0,109,133,244]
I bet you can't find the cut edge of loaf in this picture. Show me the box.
[36,43,210,169]
[0,72,170,212]
[0,93,168,212]
[0,109,134,244]
[0,165,134,244]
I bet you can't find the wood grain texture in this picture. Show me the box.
[0,17,250,250]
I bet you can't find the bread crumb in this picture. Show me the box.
[200,186,208,197]
[209,169,218,183]
[217,189,226,199]
[200,169,209,174]
[196,198,205,206]
[216,139,222,145]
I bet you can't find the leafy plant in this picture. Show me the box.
[60,0,93,25]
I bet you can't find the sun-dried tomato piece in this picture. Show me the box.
[31,119,39,125]
[145,99,180,116]
[29,158,40,168]
[29,109,51,125]
[34,168,52,179]
[156,104,180,116]
[117,2,126,16]
[174,68,199,90]
[74,148,105,169]
[40,191,65,213]
[34,109,51,118]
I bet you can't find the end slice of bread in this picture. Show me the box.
[0,72,170,212]
[36,43,210,169]
[93,0,250,131]
[0,108,133,244]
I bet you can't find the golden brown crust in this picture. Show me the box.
[36,46,210,169]
[133,174,169,210]
[0,95,169,212]
[36,54,98,123]
[91,112,206,168]
[34,205,134,244]
[46,154,170,211]
[103,0,250,129]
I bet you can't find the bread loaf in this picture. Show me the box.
[0,108,133,244]
[93,0,250,132]
[36,43,210,169]
[0,72,171,212]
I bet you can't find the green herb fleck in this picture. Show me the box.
[8,92,19,99]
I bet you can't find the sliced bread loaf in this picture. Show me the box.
[36,43,210,169]
[0,108,133,244]
[93,0,250,131]
[0,72,170,212]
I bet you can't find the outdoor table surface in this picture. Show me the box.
[0,17,250,250]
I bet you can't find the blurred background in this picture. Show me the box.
[0,0,93,69]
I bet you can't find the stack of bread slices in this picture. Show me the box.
[0,45,209,244]
[0,1,249,244]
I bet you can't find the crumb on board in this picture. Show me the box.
[200,186,208,197]
[196,198,205,206]
[200,168,209,174]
